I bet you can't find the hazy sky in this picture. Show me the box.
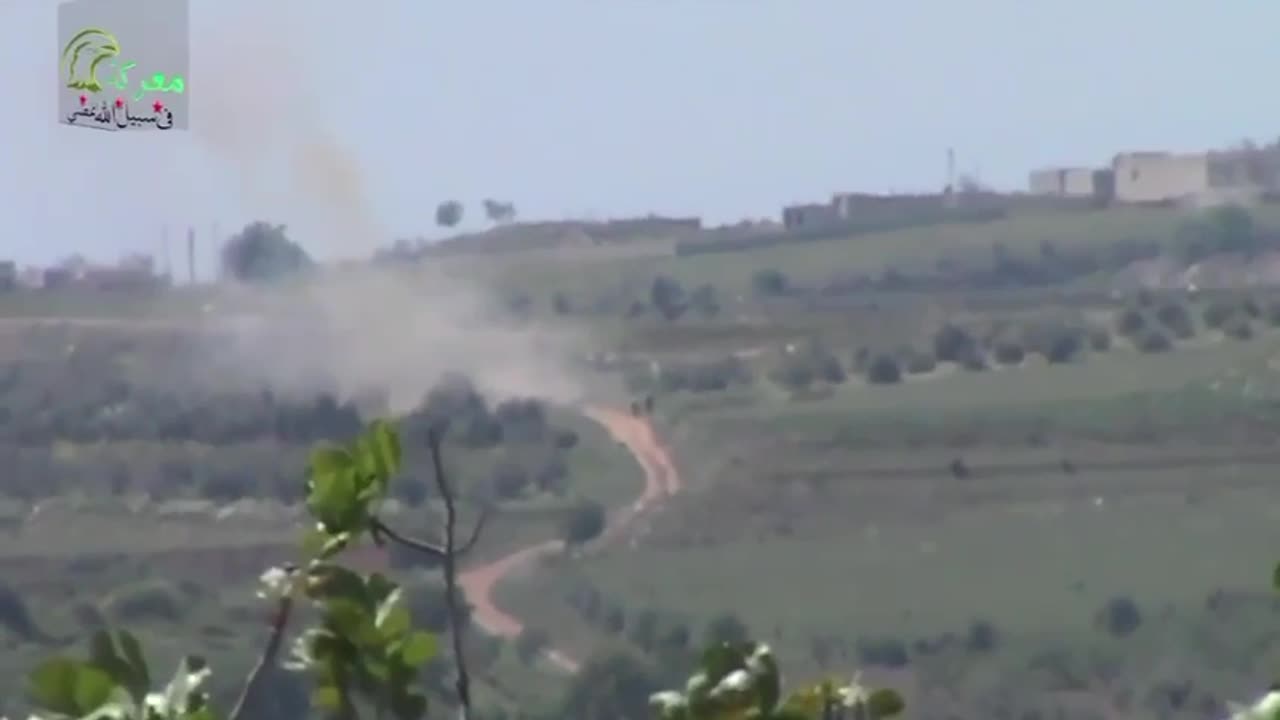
[3,1,1279,269]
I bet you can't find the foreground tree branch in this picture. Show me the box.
[228,593,295,720]
[428,429,476,720]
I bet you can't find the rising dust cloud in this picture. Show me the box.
[177,5,591,413]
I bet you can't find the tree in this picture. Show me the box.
[562,498,607,547]
[752,268,789,296]
[435,200,464,228]
[482,199,517,225]
[514,627,551,665]
[650,275,688,322]
[220,221,312,283]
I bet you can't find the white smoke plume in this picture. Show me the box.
[178,3,592,412]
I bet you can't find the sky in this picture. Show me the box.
[3,0,1280,270]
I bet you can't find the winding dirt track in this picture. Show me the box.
[457,406,681,673]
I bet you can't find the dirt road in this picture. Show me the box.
[457,406,681,673]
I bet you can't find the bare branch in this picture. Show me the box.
[370,507,491,561]
[430,428,475,720]
[228,595,294,720]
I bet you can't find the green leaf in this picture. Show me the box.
[312,684,344,710]
[28,657,81,715]
[310,446,354,477]
[374,587,407,631]
[398,631,437,666]
[71,664,116,714]
[368,420,402,478]
[305,468,365,535]
[1273,561,1280,592]
[865,689,905,719]
[306,564,369,604]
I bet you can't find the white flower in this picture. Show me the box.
[716,669,752,693]
[256,564,299,602]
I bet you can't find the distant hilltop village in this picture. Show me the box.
[1030,141,1280,208]
[7,140,1280,286]
[779,141,1280,234]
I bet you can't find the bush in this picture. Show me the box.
[1095,596,1143,638]
[562,499,607,546]
[856,637,909,668]
[1043,332,1082,364]
[865,355,902,385]
[515,627,551,665]
[903,350,937,375]
[1155,302,1195,339]
[1088,327,1112,351]
[932,324,977,364]
[751,268,789,296]
[1225,318,1255,341]
[102,580,185,623]
[817,356,847,384]
[993,342,1025,366]
[1203,300,1236,329]
[1136,330,1173,354]
[958,350,987,372]
[965,619,1000,653]
[1115,308,1146,337]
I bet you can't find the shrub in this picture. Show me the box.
[562,499,607,546]
[515,627,551,665]
[993,342,1025,366]
[1203,300,1236,329]
[903,350,937,375]
[751,268,789,296]
[1088,327,1112,351]
[1043,332,1082,364]
[851,348,872,373]
[959,350,987,372]
[965,619,1000,653]
[1115,308,1146,337]
[817,356,847,384]
[1095,596,1143,638]
[102,580,185,623]
[604,605,627,634]
[1226,318,1255,341]
[1136,330,1173,354]
[856,637,910,668]
[865,355,902,385]
[933,324,977,364]
[1155,302,1195,339]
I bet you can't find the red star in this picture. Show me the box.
[152,100,164,113]
[114,97,124,109]
[78,94,87,106]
